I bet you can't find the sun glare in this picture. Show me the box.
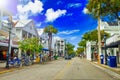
[0,0,8,9]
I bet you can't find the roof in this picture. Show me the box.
[37,29,44,36]
[15,19,32,27]
[2,19,32,28]
[0,30,8,38]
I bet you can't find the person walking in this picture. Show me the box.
[39,53,43,63]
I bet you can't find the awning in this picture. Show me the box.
[106,34,120,48]
[42,48,49,51]
[106,40,120,48]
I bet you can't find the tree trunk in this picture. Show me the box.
[48,33,52,60]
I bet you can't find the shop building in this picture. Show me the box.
[0,19,39,60]
[100,20,120,63]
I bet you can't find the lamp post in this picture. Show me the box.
[104,34,108,65]
[64,39,66,57]
[6,17,12,68]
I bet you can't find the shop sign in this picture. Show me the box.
[0,36,8,43]
[106,34,120,45]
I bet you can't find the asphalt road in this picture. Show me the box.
[0,57,119,80]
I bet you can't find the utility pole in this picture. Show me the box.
[97,2,102,64]
[98,17,102,55]
[6,16,12,68]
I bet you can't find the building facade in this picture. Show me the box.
[0,19,39,60]
[100,20,120,63]
[54,38,65,57]
[86,41,97,61]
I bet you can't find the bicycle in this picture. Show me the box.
[9,57,22,67]
[21,55,33,66]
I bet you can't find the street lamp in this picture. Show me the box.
[91,46,94,61]
[104,34,108,65]
[6,17,12,68]
[64,39,67,57]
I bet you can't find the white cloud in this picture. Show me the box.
[17,0,43,19]
[45,8,67,22]
[67,3,82,8]
[36,22,42,27]
[70,36,77,40]
[58,30,80,35]
[82,7,89,14]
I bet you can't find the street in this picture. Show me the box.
[0,57,119,80]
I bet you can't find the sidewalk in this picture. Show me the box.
[0,58,62,74]
[0,62,16,74]
[91,61,120,79]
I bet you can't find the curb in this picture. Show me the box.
[91,62,120,79]
[0,68,15,74]
[0,59,62,75]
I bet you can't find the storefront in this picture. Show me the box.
[0,38,18,61]
[106,34,120,63]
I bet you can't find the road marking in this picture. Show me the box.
[0,69,15,74]
[54,60,73,79]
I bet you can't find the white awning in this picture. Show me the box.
[106,34,120,47]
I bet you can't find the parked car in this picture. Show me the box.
[65,56,71,60]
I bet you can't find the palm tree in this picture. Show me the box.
[44,25,58,59]
[86,0,102,58]
[86,0,116,64]
[86,0,120,20]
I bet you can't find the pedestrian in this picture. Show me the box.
[91,53,93,61]
[39,53,43,63]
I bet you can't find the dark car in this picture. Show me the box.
[65,56,71,60]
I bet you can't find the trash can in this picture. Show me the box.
[100,55,104,64]
[108,56,117,67]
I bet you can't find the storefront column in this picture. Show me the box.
[118,45,120,63]
[113,48,117,56]
[18,48,21,59]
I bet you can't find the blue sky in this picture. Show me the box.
[1,0,98,50]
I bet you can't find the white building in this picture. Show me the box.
[37,29,66,57]
[100,20,120,63]
[100,20,120,49]
[54,37,65,57]
[0,19,39,60]
[37,29,49,50]
[86,41,91,61]
[13,20,39,40]
[86,41,96,61]
[100,20,120,35]
[37,29,65,57]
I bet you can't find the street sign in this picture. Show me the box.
[0,9,12,29]
[1,21,10,31]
